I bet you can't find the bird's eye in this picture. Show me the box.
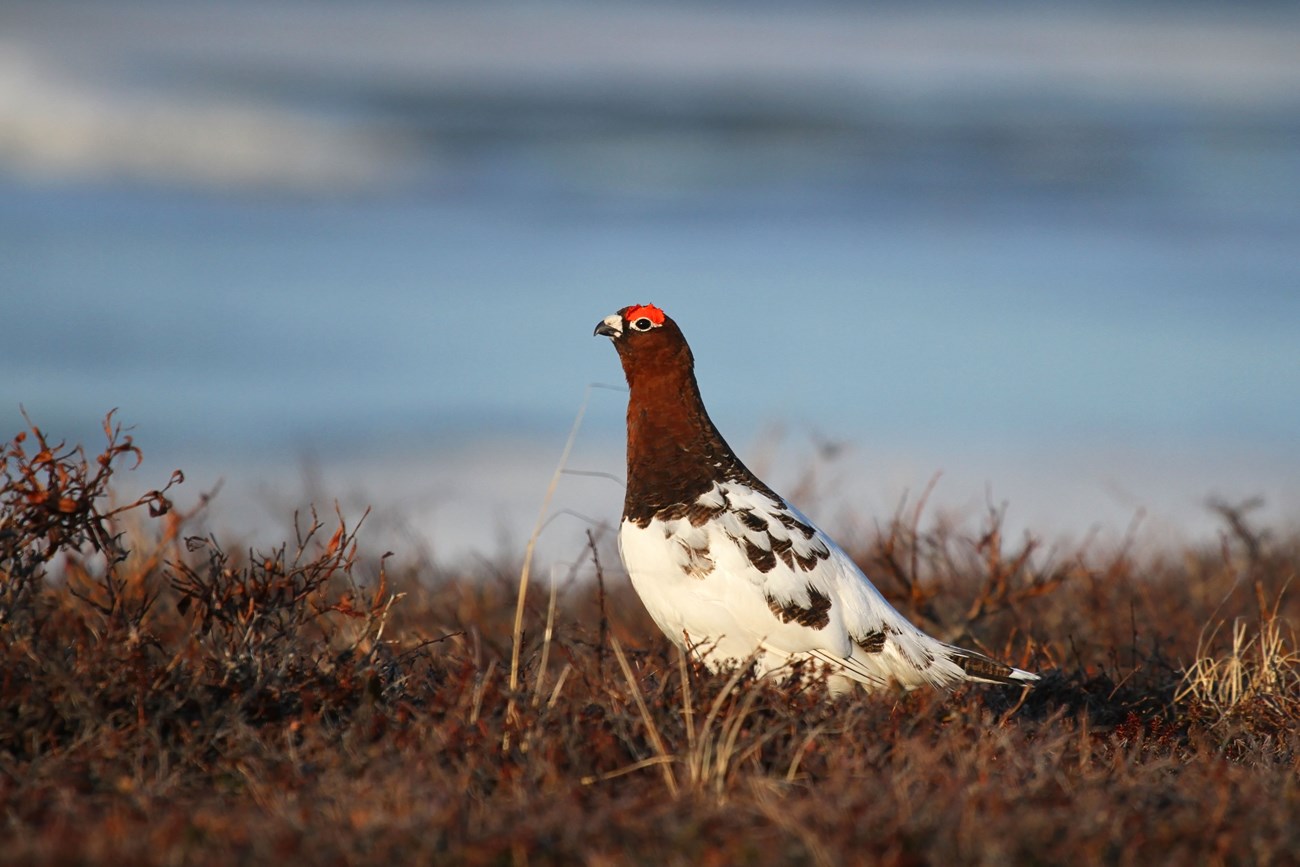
[631,317,653,332]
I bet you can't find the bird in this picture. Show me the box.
[594,303,1039,694]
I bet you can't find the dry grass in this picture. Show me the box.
[2,413,1298,866]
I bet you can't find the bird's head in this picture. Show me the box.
[593,303,668,341]
[594,304,694,376]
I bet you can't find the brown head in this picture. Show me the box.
[595,304,777,524]
[592,303,695,385]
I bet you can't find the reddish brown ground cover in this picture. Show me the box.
[2,415,1296,865]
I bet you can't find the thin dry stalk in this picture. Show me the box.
[546,663,572,709]
[588,529,609,678]
[580,755,678,787]
[611,638,679,795]
[685,651,760,791]
[530,563,562,708]
[909,471,942,610]
[677,647,696,758]
[709,685,767,796]
[470,658,498,726]
[506,386,592,732]
[750,778,836,867]
[1177,587,1300,715]
[785,724,825,782]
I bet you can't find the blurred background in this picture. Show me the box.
[3,1,1299,563]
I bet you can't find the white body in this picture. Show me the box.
[619,481,1034,692]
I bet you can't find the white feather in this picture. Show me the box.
[618,481,1038,692]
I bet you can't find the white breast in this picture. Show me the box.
[618,516,830,673]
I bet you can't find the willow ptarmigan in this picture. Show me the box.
[595,303,1038,694]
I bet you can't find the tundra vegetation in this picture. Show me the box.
[2,414,1296,865]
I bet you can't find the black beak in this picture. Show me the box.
[594,320,621,338]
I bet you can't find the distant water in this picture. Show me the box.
[3,1,1299,560]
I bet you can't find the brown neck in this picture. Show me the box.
[621,362,773,526]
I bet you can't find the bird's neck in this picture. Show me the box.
[622,365,755,526]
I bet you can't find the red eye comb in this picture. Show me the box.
[624,304,665,325]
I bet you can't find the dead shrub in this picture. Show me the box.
[1,413,1298,866]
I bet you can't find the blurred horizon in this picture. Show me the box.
[3,0,1299,560]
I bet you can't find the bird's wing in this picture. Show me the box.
[693,481,973,688]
